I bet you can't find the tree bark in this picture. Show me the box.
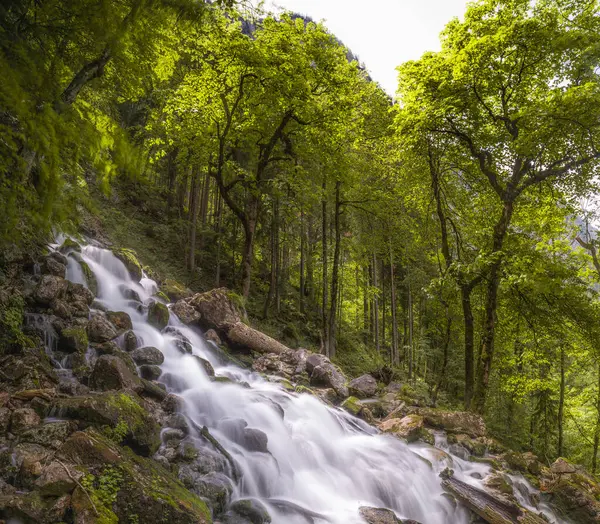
[390,247,399,366]
[327,181,341,359]
[373,253,380,353]
[593,360,600,474]
[475,200,514,412]
[263,197,279,318]
[322,177,328,355]
[557,345,565,458]
[300,208,305,314]
[188,168,201,272]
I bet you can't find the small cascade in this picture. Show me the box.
[55,242,565,524]
[23,313,58,356]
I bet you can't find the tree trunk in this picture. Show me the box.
[593,360,600,474]
[300,208,305,314]
[306,215,315,304]
[462,285,476,410]
[475,200,514,412]
[188,168,201,272]
[322,178,328,355]
[557,345,565,458]
[241,207,257,300]
[263,198,279,318]
[215,193,223,287]
[408,281,413,381]
[327,181,341,359]
[197,170,211,253]
[433,303,452,405]
[373,253,380,353]
[390,247,399,366]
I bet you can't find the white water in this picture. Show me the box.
[59,243,562,524]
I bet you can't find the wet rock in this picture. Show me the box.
[484,472,514,499]
[193,355,215,377]
[162,393,185,414]
[34,460,82,496]
[148,300,170,330]
[106,310,133,334]
[59,237,81,253]
[205,328,222,345]
[34,275,68,306]
[242,428,269,453]
[58,326,88,352]
[43,252,68,277]
[501,450,542,476]
[90,354,141,391]
[119,284,141,302]
[112,247,143,281]
[172,300,201,325]
[192,472,233,515]
[131,346,165,366]
[140,364,162,380]
[54,392,161,456]
[164,326,193,354]
[10,408,41,433]
[139,378,168,401]
[359,506,402,523]
[166,413,189,434]
[306,353,349,398]
[228,498,272,523]
[349,374,378,398]
[163,428,185,445]
[124,329,139,352]
[379,415,426,443]
[87,313,118,343]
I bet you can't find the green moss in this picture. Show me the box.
[61,326,89,352]
[113,248,143,281]
[60,237,82,252]
[341,396,362,416]
[0,293,32,353]
[153,291,170,302]
[225,289,245,311]
[295,385,315,396]
[80,260,98,295]
[148,301,169,330]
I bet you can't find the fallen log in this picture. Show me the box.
[227,321,288,355]
[439,469,547,524]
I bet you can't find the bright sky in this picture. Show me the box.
[260,0,470,95]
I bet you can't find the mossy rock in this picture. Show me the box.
[52,391,161,456]
[112,248,143,281]
[153,291,170,302]
[161,279,192,302]
[59,326,89,353]
[340,396,362,416]
[148,301,169,330]
[59,429,212,524]
[79,259,98,296]
[295,385,316,396]
[59,237,81,253]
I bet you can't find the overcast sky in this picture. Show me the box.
[257,0,470,95]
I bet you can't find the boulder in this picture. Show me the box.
[118,284,141,302]
[140,364,162,381]
[379,415,425,443]
[205,329,222,345]
[409,408,486,438]
[359,506,401,524]
[43,254,67,277]
[171,300,201,325]
[163,326,193,354]
[228,498,272,524]
[106,310,133,334]
[131,346,165,366]
[18,420,76,449]
[90,355,141,391]
[306,354,349,398]
[58,326,88,353]
[188,288,243,331]
[87,314,118,343]
[162,279,193,302]
[60,429,211,523]
[124,330,139,352]
[185,471,233,516]
[34,461,83,496]
[112,247,143,281]
[34,275,68,306]
[148,301,169,330]
[349,374,378,398]
[53,392,161,456]
[10,408,41,433]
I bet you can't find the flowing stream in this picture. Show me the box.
[53,241,562,524]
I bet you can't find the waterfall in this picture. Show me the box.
[59,243,563,524]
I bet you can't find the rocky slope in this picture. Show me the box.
[0,237,598,523]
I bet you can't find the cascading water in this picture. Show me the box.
[57,242,564,524]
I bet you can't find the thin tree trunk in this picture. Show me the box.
[390,247,398,366]
[197,170,211,253]
[322,178,328,355]
[373,253,380,354]
[408,281,413,381]
[263,198,278,318]
[188,168,201,271]
[327,181,341,359]
[306,215,315,304]
[558,345,566,458]
[300,207,305,314]
[593,360,600,473]
[215,193,223,287]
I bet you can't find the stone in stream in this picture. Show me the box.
[34,460,83,496]
[106,310,133,334]
[359,506,402,523]
[148,300,169,330]
[131,346,165,366]
[34,275,68,306]
[193,355,215,377]
[171,299,201,325]
[140,364,162,380]
[227,498,272,523]
[118,284,141,302]
[306,353,349,398]
[90,354,141,391]
[87,313,118,342]
[163,326,193,354]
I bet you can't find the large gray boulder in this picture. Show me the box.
[131,346,164,366]
[349,374,378,398]
[90,355,141,391]
[87,314,118,343]
[306,354,349,398]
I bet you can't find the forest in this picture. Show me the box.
[1,0,600,521]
